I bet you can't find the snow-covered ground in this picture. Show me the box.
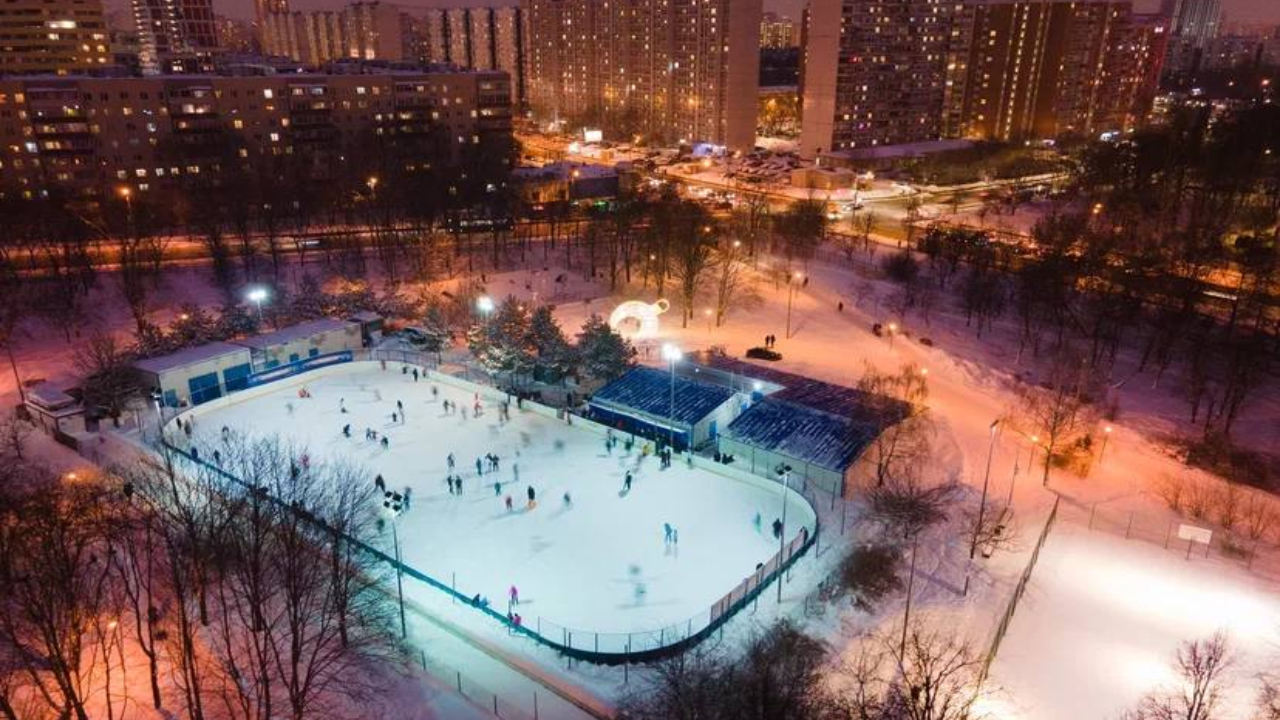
[185,362,816,650]
[988,522,1280,720]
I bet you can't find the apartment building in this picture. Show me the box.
[0,70,513,200]
[943,0,1166,141]
[262,4,527,107]
[0,0,111,74]
[131,0,220,74]
[522,0,763,151]
[799,0,957,157]
[761,12,798,49]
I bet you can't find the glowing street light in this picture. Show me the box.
[476,295,495,316]
[382,491,408,639]
[1099,424,1113,463]
[246,287,269,324]
[887,322,898,349]
[662,342,682,449]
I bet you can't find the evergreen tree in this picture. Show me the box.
[215,301,260,339]
[467,296,535,386]
[576,314,636,383]
[290,274,329,320]
[527,305,577,382]
[420,303,452,363]
[166,303,220,349]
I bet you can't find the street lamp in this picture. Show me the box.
[662,342,681,450]
[785,271,803,339]
[383,491,408,639]
[776,464,793,603]
[1099,425,1113,463]
[887,322,898,349]
[476,295,495,316]
[246,287,269,325]
[704,308,713,335]
[970,419,1000,560]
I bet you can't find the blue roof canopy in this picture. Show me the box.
[590,366,735,428]
[723,398,879,473]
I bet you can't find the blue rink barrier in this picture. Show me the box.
[160,359,821,665]
[246,351,355,388]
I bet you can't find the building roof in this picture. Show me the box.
[133,341,250,375]
[235,318,356,350]
[590,366,735,427]
[722,398,878,473]
[685,352,906,428]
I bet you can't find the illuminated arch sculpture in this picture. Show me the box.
[608,299,670,339]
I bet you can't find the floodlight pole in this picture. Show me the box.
[777,468,791,603]
[969,419,1000,560]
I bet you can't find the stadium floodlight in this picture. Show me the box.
[247,287,269,324]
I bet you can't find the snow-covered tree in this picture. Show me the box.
[215,301,260,339]
[166,303,220,349]
[576,314,635,383]
[290,274,329,320]
[467,296,534,386]
[76,334,139,422]
[419,303,453,363]
[527,305,577,382]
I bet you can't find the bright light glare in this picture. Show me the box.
[477,296,495,313]
[661,343,682,362]
[247,288,268,303]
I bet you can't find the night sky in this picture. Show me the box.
[105,0,1280,30]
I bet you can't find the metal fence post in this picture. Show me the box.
[456,671,463,694]
[1125,512,1133,539]
[1088,504,1096,529]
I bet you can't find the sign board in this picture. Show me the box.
[1177,524,1213,545]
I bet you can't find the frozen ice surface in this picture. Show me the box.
[188,362,815,646]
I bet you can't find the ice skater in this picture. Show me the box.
[375,474,385,491]
[412,368,420,382]
[526,485,536,508]
[772,518,783,539]
[562,491,572,508]
[663,523,673,544]
[391,412,398,424]
[752,512,762,533]
[340,398,347,414]
[286,401,295,416]
[505,495,514,512]
[447,452,456,470]
[397,399,404,414]
[455,475,464,493]
[342,424,351,438]
[381,436,390,450]
[403,487,412,510]
[432,386,439,401]
[475,457,483,476]
[508,585,519,607]
[374,389,382,402]
[623,471,633,492]
[494,480,503,496]
[447,476,455,494]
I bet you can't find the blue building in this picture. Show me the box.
[588,366,741,451]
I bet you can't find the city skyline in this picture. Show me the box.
[106,0,1280,25]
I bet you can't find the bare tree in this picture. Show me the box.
[1015,353,1101,486]
[857,363,933,489]
[833,623,986,720]
[1124,632,1233,720]
[712,238,753,327]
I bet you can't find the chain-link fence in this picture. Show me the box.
[1062,501,1280,585]
[980,496,1059,684]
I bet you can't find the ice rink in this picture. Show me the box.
[184,362,816,646]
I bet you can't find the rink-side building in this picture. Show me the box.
[588,366,740,451]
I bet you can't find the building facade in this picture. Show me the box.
[943,0,1166,141]
[799,0,957,158]
[522,0,763,151]
[0,0,111,74]
[0,70,513,200]
[262,4,527,107]
[760,12,798,49]
[130,0,220,74]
